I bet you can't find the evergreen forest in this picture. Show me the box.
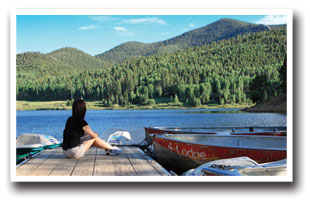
[16,19,287,108]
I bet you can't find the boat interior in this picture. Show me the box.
[162,134,287,150]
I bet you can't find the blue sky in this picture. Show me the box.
[16,15,287,56]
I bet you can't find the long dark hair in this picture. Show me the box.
[72,100,86,119]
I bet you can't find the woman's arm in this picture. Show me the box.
[82,125,98,139]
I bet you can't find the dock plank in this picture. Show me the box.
[143,154,171,176]
[94,148,116,176]
[49,149,79,176]
[16,149,55,176]
[71,147,96,176]
[111,148,137,176]
[28,148,64,176]
[16,146,169,177]
[123,147,161,176]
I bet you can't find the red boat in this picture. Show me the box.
[153,134,287,174]
[145,126,286,145]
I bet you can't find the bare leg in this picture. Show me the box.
[82,138,96,152]
[92,137,114,150]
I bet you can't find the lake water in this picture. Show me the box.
[16,108,286,143]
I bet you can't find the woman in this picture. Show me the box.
[62,99,122,159]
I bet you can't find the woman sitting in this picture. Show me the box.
[62,99,122,159]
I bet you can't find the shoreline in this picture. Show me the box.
[242,95,287,114]
[16,100,252,111]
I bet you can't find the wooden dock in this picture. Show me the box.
[16,146,170,176]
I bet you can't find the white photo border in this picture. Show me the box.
[10,8,293,182]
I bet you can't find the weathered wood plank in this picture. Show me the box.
[71,147,96,176]
[143,154,171,176]
[110,147,137,176]
[123,147,161,176]
[49,149,79,176]
[16,146,169,177]
[16,149,55,176]
[94,148,116,176]
[28,148,64,176]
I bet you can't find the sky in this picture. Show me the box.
[16,15,287,56]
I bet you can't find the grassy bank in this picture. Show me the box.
[16,100,253,111]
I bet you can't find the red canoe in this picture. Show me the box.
[153,134,287,174]
[145,126,286,145]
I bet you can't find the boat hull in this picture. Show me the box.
[145,127,217,145]
[184,157,287,176]
[153,135,287,174]
[16,134,61,164]
[145,127,286,145]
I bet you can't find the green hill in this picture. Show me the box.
[16,27,287,104]
[96,18,270,64]
[16,51,74,76]
[243,94,286,113]
[47,47,106,70]
[17,47,107,75]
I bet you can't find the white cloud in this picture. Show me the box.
[123,17,166,25]
[114,27,127,31]
[88,16,119,22]
[256,15,287,25]
[113,27,133,36]
[78,25,98,30]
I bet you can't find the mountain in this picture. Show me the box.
[17,47,106,75]
[47,47,106,70]
[16,51,74,75]
[17,19,274,70]
[16,26,287,103]
[96,18,271,64]
[16,27,286,103]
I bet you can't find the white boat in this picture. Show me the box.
[106,130,133,145]
[184,157,287,176]
[16,133,60,163]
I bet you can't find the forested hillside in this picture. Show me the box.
[17,47,106,74]
[96,18,270,64]
[16,27,287,107]
[17,52,74,76]
[47,47,107,70]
